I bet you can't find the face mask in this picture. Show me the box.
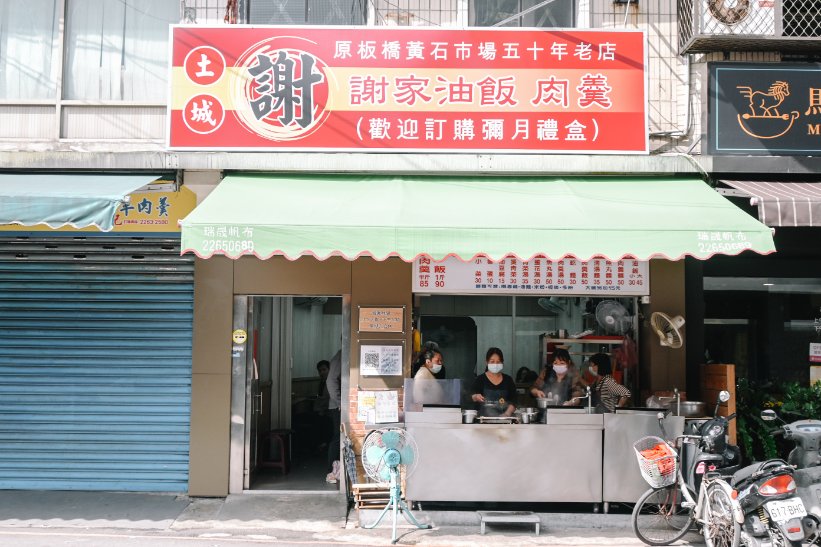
[487,363,503,374]
[431,364,443,374]
[588,367,598,377]
[553,364,568,375]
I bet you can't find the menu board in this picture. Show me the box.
[412,257,649,296]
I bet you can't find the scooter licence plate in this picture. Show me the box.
[765,498,807,524]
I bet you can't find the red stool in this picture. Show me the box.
[260,429,291,474]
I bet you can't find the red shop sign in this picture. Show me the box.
[168,26,648,154]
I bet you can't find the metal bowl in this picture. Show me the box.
[670,400,707,417]
[517,407,538,424]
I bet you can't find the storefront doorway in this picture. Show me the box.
[229,295,343,493]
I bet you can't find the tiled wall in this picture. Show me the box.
[346,385,406,483]
[594,0,692,153]
[592,0,781,155]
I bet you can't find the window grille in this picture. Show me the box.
[471,0,575,27]
[679,0,821,53]
[181,0,250,24]
[782,0,821,37]
[249,0,365,24]
[373,0,459,26]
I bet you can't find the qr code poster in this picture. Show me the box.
[359,344,403,376]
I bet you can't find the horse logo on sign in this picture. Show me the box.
[736,81,800,139]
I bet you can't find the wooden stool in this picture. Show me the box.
[260,429,291,474]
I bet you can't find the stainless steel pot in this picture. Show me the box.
[675,401,707,417]
[536,398,550,409]
[481,400,506,417]
[517,407,538,424]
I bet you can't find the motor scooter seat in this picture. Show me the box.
[794,465,821,488]
[717,464,742,479]
[731,459,790,488]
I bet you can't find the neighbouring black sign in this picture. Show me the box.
[708,62,821,156]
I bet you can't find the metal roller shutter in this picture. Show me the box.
[0,236,193,492]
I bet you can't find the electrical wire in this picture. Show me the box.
[622,0,632,27]
[111,0,179,23]
[650,54,694,139]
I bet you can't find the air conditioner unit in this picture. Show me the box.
[701,0,775,36]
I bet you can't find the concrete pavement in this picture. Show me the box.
[0,490,704,546]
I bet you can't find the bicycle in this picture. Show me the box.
[631,432,743,547]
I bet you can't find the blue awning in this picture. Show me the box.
[0,174,160,231]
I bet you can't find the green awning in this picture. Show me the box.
[179,174,775,261]
[0,174,161,231]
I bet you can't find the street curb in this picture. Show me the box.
[358,509,633,530]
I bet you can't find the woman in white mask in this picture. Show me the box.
[529,348,584,406]
[414,348,444,380]
[471,347,517,417]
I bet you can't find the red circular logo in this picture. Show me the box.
[184,46,226,86]
[182,94,225,135]
[231,37,331,142]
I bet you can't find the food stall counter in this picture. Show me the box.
[405,419,603,503]
[602,410,684,504]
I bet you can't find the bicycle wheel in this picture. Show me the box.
[702,483,740,547]
[632,485,695,546]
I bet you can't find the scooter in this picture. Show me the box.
[651,394,811,546]
[732,458,810,547]
[683,396,811,546]
[761,408,821,543]
[679,392,742,495]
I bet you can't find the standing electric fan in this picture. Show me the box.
[361,428,430,544]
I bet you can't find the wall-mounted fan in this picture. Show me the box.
[650,312,685,349]
[361,428,430,543]
[594,300,634,335]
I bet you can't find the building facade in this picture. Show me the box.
[0,0,816,496]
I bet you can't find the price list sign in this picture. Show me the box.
[412,256,649,295]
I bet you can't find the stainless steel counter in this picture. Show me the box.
[404,410,682,505]
[602,411,684,503]
[406,418,603,503]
